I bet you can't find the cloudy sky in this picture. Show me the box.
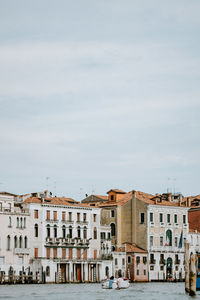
[0,0,200,200]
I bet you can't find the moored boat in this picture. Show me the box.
[101,278,130,289]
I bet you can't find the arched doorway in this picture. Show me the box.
[166,257,173,279]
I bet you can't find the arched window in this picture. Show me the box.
[166,229,172,246]
[35,224,38,237]
[14,236,17,248]
[7,235,11,250]
[46,225,50,238]
[19,236,22,248]
[24,217,26,228]
[17,217,19,228]
[69,226,72,238]
[20,217,23,228]
[111,223,115,236]
[54,225,57,238]
[77,226,81,238]
[24,236,28,248]
[93,227,97,239]
[83,226,87,239]
[8,216,12,227]
[62,225,66,238]
[46,266,50,277]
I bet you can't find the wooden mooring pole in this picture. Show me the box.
[189,253,197,296]
[185,242,190,293]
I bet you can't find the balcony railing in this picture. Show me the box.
[14,248,30,255]
[45,237,90,246]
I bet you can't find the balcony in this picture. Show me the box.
[14,248,30,255]
[76,220,89,225]
[46,219,59,223]
[61,219,74,224]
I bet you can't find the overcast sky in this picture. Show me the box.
[0,0,200,200]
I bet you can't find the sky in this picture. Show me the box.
[0,0,200,200]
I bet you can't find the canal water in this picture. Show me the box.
[0,282,199,300]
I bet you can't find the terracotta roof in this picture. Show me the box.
[93,195,108,200]
[0,191,17,196]
[125,243,147,253]
[107,189,126,194]
[25,196,78,206]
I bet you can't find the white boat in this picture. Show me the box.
[101,278,130,289]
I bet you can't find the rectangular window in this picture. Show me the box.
[136,256,140,264]
[62,248,66,259]
[111,210,115,218]
[94,249,97,259]
[143,256,147,264]
[144,269,146,275]
[140,213,145,224]
[46,248,50,259]
[122,258,125,265]
[175,237,178,247]
[77,213,80,222]
[69,248,72,260]
[115,258,118,265]
[159,213,163,223]
[83,213,87,222]
[183,215,186,224]
[77,249,81,259]
[18,256,23,264]
[127,256,131,263]
[174,214,177,224]
[53,211,57,221]
[62,211,66,221]
[107,232,111,240]
[150,212,153,222]
[150,253,154,264]
[0,257,5,265]
[93,214,96,222]
[53,248,57,259]
[46,210,50,220]
[136,269,139,276]
[150,236,153,247]
[160,236,163,246]
[83,249,87,260]
[34,210,38,219]
[34,248,38,258]
[68,212,72,222]
[167,214,170,223]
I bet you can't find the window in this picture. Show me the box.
[53,211,57,221]
[160,236,163,246]
[174,214,177,224]
[69,248,73,260]
[19,236,22,248]
[24,217,26,228]
[111,210,115,218]
[77,213,80,222]
[69,226,72,238]
[167,214,170,223]
[83,227,87,239]
[17,217,19,228]
[0,257,5,264]
[8,216,12,227]
[62,225,66,238]
[111,195,114,201]
[34,224,38,237]
[46,248,50,259]
[14,236,17,248]
[24,236,28,248]
[107,232,111,240]
[122,258,125,265]
[47,225,50,238]
[166,229,172,246]
[111,223,115,236]
[20,217,23,228]
[127,256,131,263]
[18,256,23,265]
[47,210,50,220]
[62,248,66,259]
[54,225,57,238]
[77,249,81,259]
[150,212,153,223]
[136,270,139,275]
[140,213,145,224]
[159,213,163,223]
[83,249,87,260]
[62,211,66,221]
[150,236,153,247]
[34,248,38,258]
[77,226,81,238]
[93,214,96,222]
[93,227,97,239]
[94,249,97,259]
[34,210,38,219]
[136,256,140,264]
[144,270,146,275]
[143,256,147,264]
[46,266,50,276]
[7,235,11,250]
[68,212,72,222]
[183,215,186,224]
[150,254,155,264]
[83,213,87,222]
[115,258,118,265]
[53,248,57,259]
[175,237,178,247]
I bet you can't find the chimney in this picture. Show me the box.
[186,197,191,207]
[168,193,172,202]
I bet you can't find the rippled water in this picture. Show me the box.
[0,282,198,300]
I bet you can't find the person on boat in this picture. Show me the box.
[108,276,114,289]
[117,274,123,289]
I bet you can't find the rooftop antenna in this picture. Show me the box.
[46,177,50,190]
[167,178,171,193]
[54,181,57,196]
[173,178,176,194]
